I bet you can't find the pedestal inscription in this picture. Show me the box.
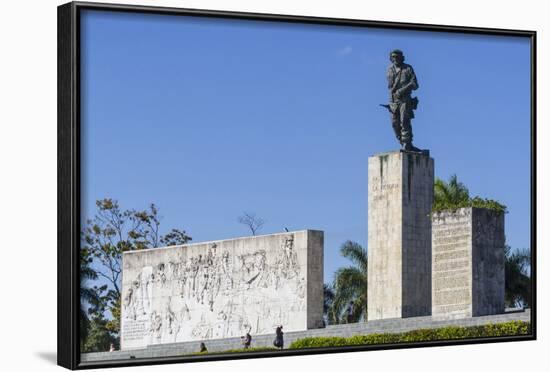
[432,209,472,317]
[432,208,505,319]
[120,230,324,349]
[367,151,434,320]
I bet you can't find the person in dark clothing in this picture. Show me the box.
[241,332,252,349]
[274,325,284,350]
[199,342,208,353]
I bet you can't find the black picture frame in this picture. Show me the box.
[58,1,537,369]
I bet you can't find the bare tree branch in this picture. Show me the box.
[237,212,265,236]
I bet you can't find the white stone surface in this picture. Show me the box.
[120,230,323,349]
[432,208,505,319]
[367,151,434,320]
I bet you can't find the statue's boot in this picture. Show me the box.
[403,142,421,152]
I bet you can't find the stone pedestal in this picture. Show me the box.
[432,208,505,319]
[367,151,434,320]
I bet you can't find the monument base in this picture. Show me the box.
[367,150,434,320]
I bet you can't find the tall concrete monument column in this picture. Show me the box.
[367,151,434,320]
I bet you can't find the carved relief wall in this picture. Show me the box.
[121,230,324,349]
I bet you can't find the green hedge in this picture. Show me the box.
[289,321,530,349]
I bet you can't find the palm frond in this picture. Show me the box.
[434,175,470,206]
[340,241,368,273]
[326,240,370,324]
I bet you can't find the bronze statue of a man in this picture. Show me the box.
[386,49,420,152]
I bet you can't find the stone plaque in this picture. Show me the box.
[432,208,505,319]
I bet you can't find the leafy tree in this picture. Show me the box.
[81,199,192,347]
[328,241,368,324]
[79,249,99,349]
[505,246,531,308]
[82,316,118,353]
[237,212,265,236]
[161,228,194,246]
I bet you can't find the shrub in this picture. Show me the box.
[432,197,507,214]
[289,321,530,349]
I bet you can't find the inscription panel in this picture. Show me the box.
[122,320,148,342]
[432,209,472,319]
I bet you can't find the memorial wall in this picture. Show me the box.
[120,230,324,349]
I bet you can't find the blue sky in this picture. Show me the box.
[80,10,531,283]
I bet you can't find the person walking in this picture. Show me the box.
[241,331,252,349]
[273,325,284,350]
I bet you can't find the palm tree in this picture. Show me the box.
[504,246,531,308]
[329,241,368,324]
[433,174,470,210]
